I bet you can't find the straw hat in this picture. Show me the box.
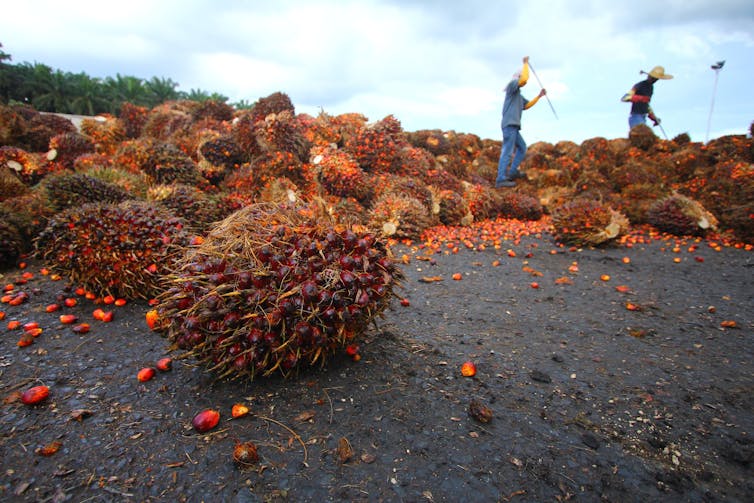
[647,66,673,80]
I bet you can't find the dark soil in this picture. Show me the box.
[1,231,753,502]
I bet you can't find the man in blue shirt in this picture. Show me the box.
[496,56,546,188]
[621,65,673,130]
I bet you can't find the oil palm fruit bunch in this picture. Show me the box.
[192,99,235,122]
[343,115,404,174]
[647,193,718,237]
[253,110,309,162]
[0,190,54,240]
[35,200,191,299]
[25,113,77,152]
[311,145,372,203]
[142,141,201,185]
[376,174,434,213]
[80,115,127,156]
[436,189,472,226]
[551,198,629,246]
[463,183,500,221]
[252,150,305,187]
[147,183,227,232]
[496,190,544,221]
[418,168,464,194]
[0,104,29,147]
[628,123,657,151]
[368,193,435,239]
[249,91,295,124]
[391,145,437,179]
[42,172,132,212]
[119,102,150,138]
[47,132,95,170]
[0,146,44,185]
[73,152,113,172]
[0,164,28,200]
[141,108,192,142]
[406,129,451,156]
[154,201,403,380]
[0,208,24,269]
[112,138,154,174]
[617,183,670,224]
[197,134,247,186]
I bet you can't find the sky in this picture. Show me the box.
[1,0,753,145]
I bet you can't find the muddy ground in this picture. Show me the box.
[0,227,752,502]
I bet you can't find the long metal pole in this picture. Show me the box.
[528,62,558,120]
[705,68,720,143]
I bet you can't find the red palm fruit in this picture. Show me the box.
[101,311,114,322]
[114,299,126,306]
[400,298,410,307]
[17,334,34,347]
[7,320,21,330]
[137,367,155,382]
[461,361,477,377]
[231,403,250,418]
[64,298,77,307]
[156,357,172,371]
[72,323,90,334]
[2,284,13,292]
[103,295,115,305]
[1,294,12,303]
[145,309,159,330]
[21,385,49,405]
[46,304,61,313]
[192,409,220,433]
[75,287,86,296]
[59,314,78,324]
[0,311,5,320]
[92,308,106,321]
[25,328,43,338]
[23,322,39,331]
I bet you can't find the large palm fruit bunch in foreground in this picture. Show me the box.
[551,198,629,246]
[153,202,404,380]
[34,201,192,299]
[647,193,718,237]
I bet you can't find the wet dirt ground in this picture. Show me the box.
[1,228,752,502]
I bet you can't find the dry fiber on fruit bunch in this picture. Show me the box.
[153,201,404,380]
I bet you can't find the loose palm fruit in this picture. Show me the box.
[21,385,49,405]
[192,409,220,433]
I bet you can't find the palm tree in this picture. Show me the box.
[144,76,181,107]
[69,72,110,115]
[104,73,148,109]
[232,99,254,110]
[30,64,73,113]
[0,42,13,103]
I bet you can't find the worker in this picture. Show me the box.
[622,65,673,130]
[495,56,546,188]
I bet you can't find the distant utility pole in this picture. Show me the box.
[705,60,725,143]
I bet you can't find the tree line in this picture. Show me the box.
[0,43,253,115]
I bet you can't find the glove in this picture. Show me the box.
[630,94,651,104]
[649,115,661,126]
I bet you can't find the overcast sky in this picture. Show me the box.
[2,0,752,145]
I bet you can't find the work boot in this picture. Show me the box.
[496,180,516,188]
